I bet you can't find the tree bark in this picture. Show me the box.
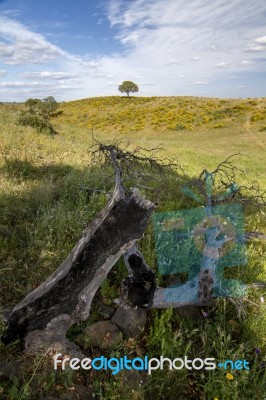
[2,185,154,355]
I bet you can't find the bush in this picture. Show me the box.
[17,112,57,135]
[17,96,59,134]
[250,113,265,122]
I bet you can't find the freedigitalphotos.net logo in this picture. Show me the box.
[53,354,250,375]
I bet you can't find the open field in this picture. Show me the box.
[0,96,265,399]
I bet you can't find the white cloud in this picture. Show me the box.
[244,36,266,52]
[0,69,6,77]
[167,59,182,65]
[139,81,155,85]
[0,17,65,65]
[104,0,266,96]
[216,62,232,68]
[87,61,99,68]
[245,43,265,52]
[0,81,76,92]
[20,71,78,79]
[193,81,209,85]
[0,81,51,87]
[254,36,266,44]
[90,73,114,78]
[241,60,252,64]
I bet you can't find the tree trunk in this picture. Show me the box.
[2,185,154,355]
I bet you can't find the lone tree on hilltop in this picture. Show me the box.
[118,80,139,97]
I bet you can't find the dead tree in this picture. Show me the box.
[2,143,168,354]
[2,148,265,354]
[1,141,181,354]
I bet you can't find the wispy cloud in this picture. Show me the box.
[0,0,266,100]
[0,81,53,87]
[193,81,209,85]
[216,62,232,68]
[254,36,266,44]
[245,44,265,52]
[245,35,266,52]
[0,16,65,65]
[104,0,266,96]
[20,71,78,79]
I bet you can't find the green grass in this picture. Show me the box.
[0,96,265,399]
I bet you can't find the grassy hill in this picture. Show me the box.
[0,96,265,399]
[54,96,266,181]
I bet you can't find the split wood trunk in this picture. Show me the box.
[2,185,154,354]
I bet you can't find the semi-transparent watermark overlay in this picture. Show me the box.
[152,203,247,303]
[53,354,250,375]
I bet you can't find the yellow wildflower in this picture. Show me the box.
[226,372,234,380]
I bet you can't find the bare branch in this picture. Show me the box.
[90,139,183,191]
[187,154,265,208]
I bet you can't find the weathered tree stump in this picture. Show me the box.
[2,184,154,355]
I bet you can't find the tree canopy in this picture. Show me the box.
[118,81,139,97]
[17,96,58,135]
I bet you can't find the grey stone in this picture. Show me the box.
[0,359,25,381]
[75,320,122,350]
[59,394,73,400]
[59,384,93,400]
[116,369,143,389]
[111,306,147,338]
[97,303,115,319]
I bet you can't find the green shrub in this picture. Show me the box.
[17,96,59,135]
[250,113,265,122]
[17,112,57,135]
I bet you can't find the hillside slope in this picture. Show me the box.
[53,96,266,182]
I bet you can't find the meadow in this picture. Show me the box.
[0,96,265,399]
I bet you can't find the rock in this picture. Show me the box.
[23,315,85,358]
[0,359,25,382]
[97,303,115,319]
[75,320,122,350]
[59,394,73,400]
[59,384,94,400]
[111,306,147,338]
[116,369,143,389]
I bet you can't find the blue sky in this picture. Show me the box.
[0,0,266,101]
